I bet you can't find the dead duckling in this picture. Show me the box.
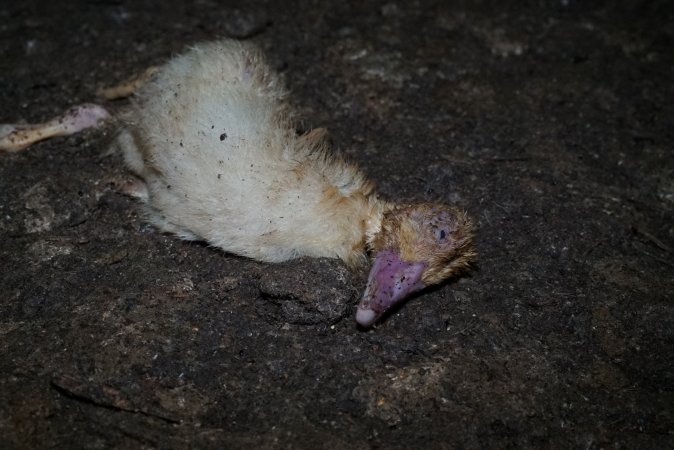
[1,39,476,327]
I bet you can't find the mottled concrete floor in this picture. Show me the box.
[1,1,672,448]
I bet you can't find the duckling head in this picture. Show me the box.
[357,203,476,327]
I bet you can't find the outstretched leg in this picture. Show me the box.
[98,66,158,100]
[0,65,157,152]
[0,104,109,152]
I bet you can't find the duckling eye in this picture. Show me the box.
[436,228,448,242]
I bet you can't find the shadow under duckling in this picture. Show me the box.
[0,39,476,327]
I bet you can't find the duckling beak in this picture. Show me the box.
[356,250,427,327]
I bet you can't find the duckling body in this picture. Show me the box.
[118,40,383,267]
[2,39,475,327]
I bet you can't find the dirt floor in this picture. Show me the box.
[1,0,673,448]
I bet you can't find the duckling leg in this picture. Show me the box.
[106,128,151,202]
[98,66,158,100]
[119,178,149,201]
[0,66,156,152]
[0,104,109,152]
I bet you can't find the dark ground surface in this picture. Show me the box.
[1,0,673,448]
